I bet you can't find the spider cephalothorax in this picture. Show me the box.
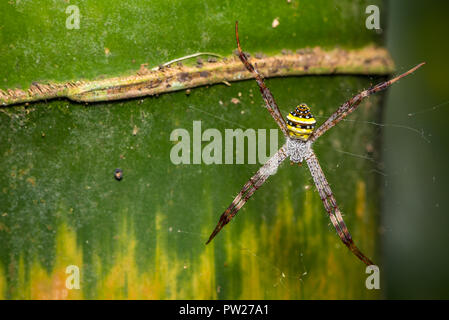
[286,136,312,164]
[286,103,317,141]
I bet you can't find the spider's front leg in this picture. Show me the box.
[235,21,290,137]
[310,62,425,142]
[206,143,289,244]
[306,150,374,266]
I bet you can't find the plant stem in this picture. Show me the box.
[0,46,394,106]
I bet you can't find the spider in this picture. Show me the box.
[205,21,425,266]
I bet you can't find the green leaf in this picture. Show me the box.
[0,0,386,299]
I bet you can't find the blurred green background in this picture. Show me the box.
[0,0,448,299]
[384,0,449,299]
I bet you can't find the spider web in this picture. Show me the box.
[172,94,449,298]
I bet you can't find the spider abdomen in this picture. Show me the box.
[286,103,316,141]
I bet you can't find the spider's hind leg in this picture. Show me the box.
[206,144,289,244]
[306,150,375,266]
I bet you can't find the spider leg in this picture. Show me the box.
[206,143,289,244]
[310,62,425,142]
[235,21,289,137]
[305,150,374,266]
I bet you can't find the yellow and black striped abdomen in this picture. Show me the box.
[286,103,316,141]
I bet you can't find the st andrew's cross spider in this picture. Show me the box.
[206,21,425,266]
